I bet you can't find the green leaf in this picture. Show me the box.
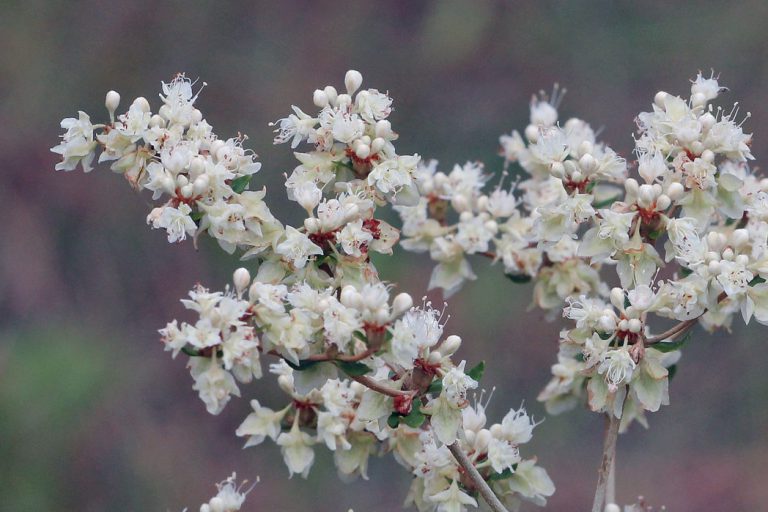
[182,346,202,357]
[401,407,426,428]
[353,331,367,342]
[467,361,485,381]
[667,364,678,380]
[285,359,320,371]
[337,361,372,376]
[190,210,204,222]
[488,465,518,481]
[575,352,585,362]
[387,413,401,429]
[593,195,621,209]
[652,331,691,353]
[679,267,693,277]
[505,273,531,284]
[427,380,443,394]
[230,175,252,194]
[749,276,766,286]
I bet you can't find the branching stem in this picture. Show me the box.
[447,442,509,512]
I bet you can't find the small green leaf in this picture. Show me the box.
[488,465,518,481]
[230,175,252,194]
[652,331,691,353]
[182,346,201,357]
[749,276,766,286]
[667,364,678,380]
[353,331,367,342]
[575,352,585,362]
[401,407,426,428]
[285,359,320,371]
[467,361,485,381]
[593,195,621,209]
[387,413,401,429]
[427,380,443,394]
[337,361,372,376]
[680,267,693,277]
[505,273,532,284]
[190,210,204,222]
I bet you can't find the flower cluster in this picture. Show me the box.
[54,72,551,512]
[192,473,253,512]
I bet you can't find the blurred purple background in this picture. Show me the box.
[3,1,768,510]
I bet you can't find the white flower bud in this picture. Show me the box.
[732,228,750,248]
[599,314,616,332]
[578,153,597,173]
[524,124,539,142]
[323,85,338,105]
[344,70,363,95]
[624,178,639,197]
[375,120,392,138]
[605,504,621,512]
[336,93,352,109]
[700,112,716,130]
[579,140,594,156]
[618,319,629,332]
[209,496,225,512]
[701,149,715,163]
[180,184,194,198]
[654,91,668,108]
[233,267,251,295]
[550,161,565,179]
[105,90,120,119]
[570,170,584,183]
[628,318,642,333]
[489,423,503,437]
[474,429,492,451]
[193,174,210,195]
[340,285,361,308]
[656,194,671,211]
[132,96,150,113]
[278,375,294,394]
[690,141,704,154]
[189,156,205,178]
[190,108,203,124]
[176,174,189,187]
[638,184,656,207]
[610,288,625,310]
[722,247,734,261]
[392,292,414,317]
[440,335,462,356]
[149,114,165,128]
[708,260,721,274]
[313,89,329,108]
[666,182,684,200]
[427,350,442,364]
[371,137,385,154]
[736,254,750,266]
[355,144,370,159]
[303,217,320,233]
[452,194,470,213]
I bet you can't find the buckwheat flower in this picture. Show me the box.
[198,473,253,512]
[159,74,202,127]
[428,479,477,512]
[275,226,323,269]
[368,154,419,195]
[189,357,240,415]
[322,298,362,350]
[272,106,317,148]
[355,89,393,122]
[500,407,535,445]
[597,349,636,393]
[488,437,521,474]
[428,236,476,297]
[502,459,555,507]
[51,111,98,172]
[337,219,373,258]
[236,400,288,447]
[276,416,316,478]
[159,320,186,358]
[455,213,497,253]
[147,204,197,243]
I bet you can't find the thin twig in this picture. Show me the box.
[645,317,698,344]
[349,374,412,398]
[592,412,621,512]
[307,347,376,362]
[447,442,509,512]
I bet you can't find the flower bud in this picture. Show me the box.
[656,194,671,211]
[524,124,539,142]
[638,184,656,207]
[323,85,338,105]
[654,91,668,108]
[233,267,251,295]
[605,504,621,512]
[313,89,329,108]
[344,69,363,95]
[578,153,597,173]
[193,175,210,195]
[610,288,625,310]
[355,144,371,159]
[440,335,462,356]
[149,114,165,128]
[190,108,203,124]
[474,429,492,451]
[701,149,715,163]
[375,120,392,138]
[340,285,361,308]
[691,92,707,108]
[132,96,150,113]
[371,137,386,154]
[105,90,120,119]
[732,228,750,248]
[666,182,684,200]
[180,184,194,198]
[628,318,642,333]
[278,375,294,394]
[550,161,565,179]
[303,217,320,233]
[427,350,442,364]
[624,178,639,197]
[700,112,716,130]
[392,292,413,317]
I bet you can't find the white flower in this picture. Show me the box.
[189,357,240,415]
[272,106,317,148]
[147,204,197,243]
[198,473,252,512]
[276,416,315,478]
[236,400,287,447]
[442,361,478,407]
[428,480,477,512]
[597,349,636,392]
[337,219,373,258]
[487,437,521,474]
[500,407,535,445]
[275,226,323,269]
[51,111,97,172]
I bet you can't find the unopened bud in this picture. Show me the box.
[440,335,462,356]
[524,124,539,142]
[313,89,329,108]
[340,285,361,308]
[132,96,150,113]
[654,91,668,108]
[666,182,684,200]
[392,293,413,317]
[105,90,120,119]
[610,288,625,310]
[323,85,338,105]
[344,70,363,95]
[233,267,251,295]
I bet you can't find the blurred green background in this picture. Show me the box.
[3,1,768,510]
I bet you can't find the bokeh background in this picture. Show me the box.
[3,1,768,510]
